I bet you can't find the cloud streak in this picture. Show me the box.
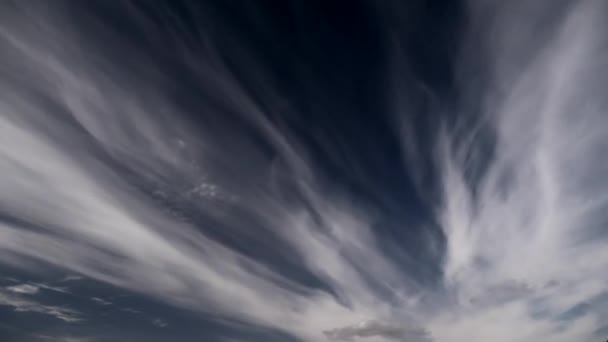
[0,289,81,322]
[90,297,111,306]
[6,284,39,295]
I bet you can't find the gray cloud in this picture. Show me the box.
[324,320,431,342]
[5,282,70,295]
[152,318,168,328]
[121,307,143,314]
[35,335,93,342]
[60,275,83,282]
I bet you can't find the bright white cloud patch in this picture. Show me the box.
[6,284,39,295]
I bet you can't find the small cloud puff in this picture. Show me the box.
[152,318,168,328]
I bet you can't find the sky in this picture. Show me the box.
[0,0,607,341]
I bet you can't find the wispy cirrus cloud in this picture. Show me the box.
[0,3,421,341]
[0,0,606,341]
[60,276,84,283]
[90,297,111,306]
[5,282,69,295]
[0,290,81,322]
[426,0,608,340]
[121,307,143,315]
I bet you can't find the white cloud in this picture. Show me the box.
[33,283,70,294]
[430,0,608,340]
[90,297,111,306]
[6,284,39,294]
[0,290,81,322]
